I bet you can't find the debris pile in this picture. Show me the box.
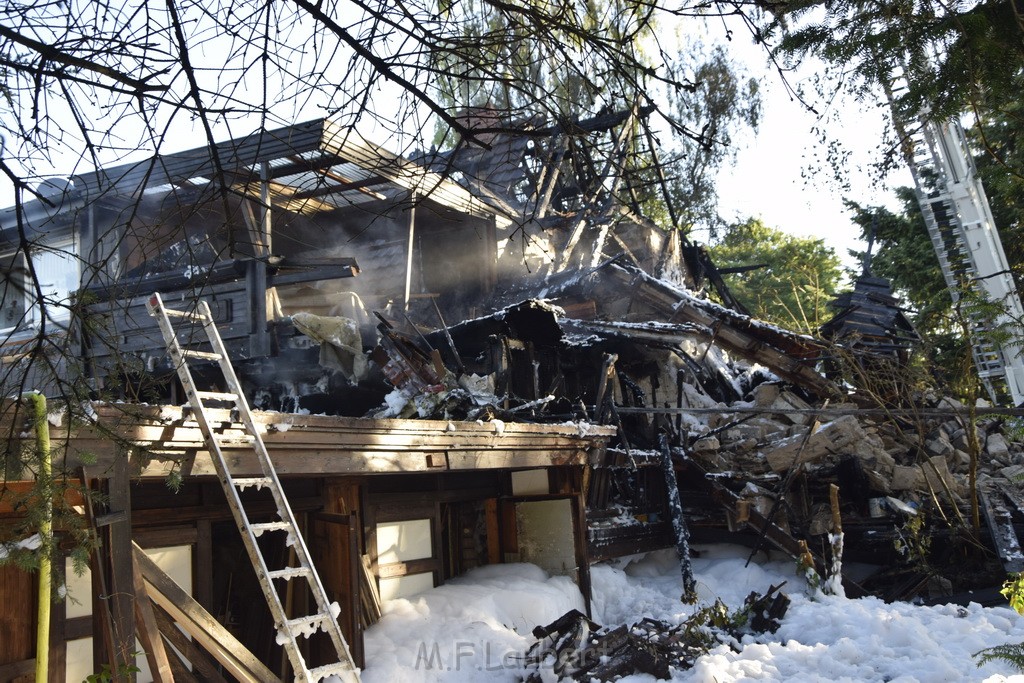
[522,585,790,681]
[357,271,1024,603]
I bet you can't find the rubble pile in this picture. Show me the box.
[521,585,790,682]
[678,382,1024,601]
[357,281,1024,603]
[305,252,1024,605]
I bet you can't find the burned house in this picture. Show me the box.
[0,112,692,681]
[2,110,1023,682]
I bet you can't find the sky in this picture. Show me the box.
[0,7,915,279]
[352,544,1024,682]
[712,31,915,272]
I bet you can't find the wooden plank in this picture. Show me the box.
[63,616,91,641]
[71,449,590,479]
[485,499,501,565]
[0,402,614,478]
[601,264,839,399]
[0,564,34,667]
[161,642,199,683]
[0,659,34,682]
[358,555,382,627]
[151,604,228,683]
[133,526,199,549]
[132,556,175,682]
[132,543,277,683]
[376,558,441,579]
[131,497,322,526]
[89,541,112,679]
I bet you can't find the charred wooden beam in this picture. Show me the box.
[596,263,840,399]
[981,487,1024,574]
[660,436,696,602]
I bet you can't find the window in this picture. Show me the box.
[0,239,79,332]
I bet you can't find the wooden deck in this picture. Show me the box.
[7,401,616,479]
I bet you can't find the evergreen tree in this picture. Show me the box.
[707,217,842,334]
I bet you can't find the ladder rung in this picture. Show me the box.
[307,662,359,681]
[182,349,223,361]
[233,477,272,490]
[267,566,312,581]
[251,521,292,536]
[163,307,209,322]
[285,613,336,639]
[196,391,239,402]
[214,436,257,446]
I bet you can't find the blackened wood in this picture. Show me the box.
[979,489,1024,574]
[659,436,696,602]
[195,519,213,612]
[570,474,593,617]
[531,609,596,640]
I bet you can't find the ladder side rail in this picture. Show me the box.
[195,300,360,677]
[146,296,294,625]
[904,122,966,293]
[927,120,1024,405]
[886,84,1015,401]
[148,295,359,682]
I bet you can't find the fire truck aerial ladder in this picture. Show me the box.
[886,69,1024,406]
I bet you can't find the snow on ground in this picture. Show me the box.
[356,544,1024,682]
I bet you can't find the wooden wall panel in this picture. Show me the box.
[0,564,34,666]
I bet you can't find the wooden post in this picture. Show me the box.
[47,562,66,683]
[134,545,276,683]
[245,161,273,357]
[404,191,417,311]
[659,435,697,603]
[108,457,136,681]
[195,519,213,612]
[259,161,273,255]
[483,214,497,295]
[484,499,501,565]
[570,467,592,618]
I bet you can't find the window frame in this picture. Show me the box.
[0,235,79,335]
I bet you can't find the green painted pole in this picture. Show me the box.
[26,393,52,683]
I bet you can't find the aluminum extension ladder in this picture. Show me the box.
[884,66,1024,406]
[147,292,360,683]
